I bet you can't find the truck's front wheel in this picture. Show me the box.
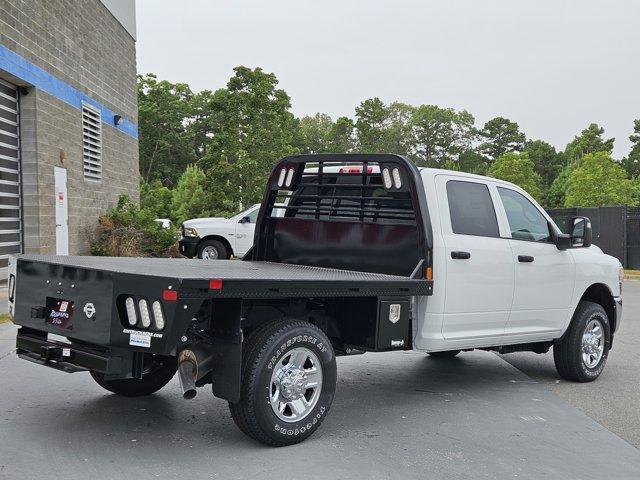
[90,355,177,397]
[553,301,611,382]
[229,320,337,446]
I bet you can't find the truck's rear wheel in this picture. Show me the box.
[90,355,177,397]
[428,350,461,358]
[229,320,337,446]
[197,239,228,260]
[553,301,610,382]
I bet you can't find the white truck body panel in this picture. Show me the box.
[414,168,622,352]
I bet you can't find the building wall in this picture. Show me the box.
[0,0,139,255]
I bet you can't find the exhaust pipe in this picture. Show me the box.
[177,344,214,400]
[178,358,197,400]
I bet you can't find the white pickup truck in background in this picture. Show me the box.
[179,204,260,259]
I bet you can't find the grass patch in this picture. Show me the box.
[0,313,11,324]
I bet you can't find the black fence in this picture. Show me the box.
[548,205,639,268]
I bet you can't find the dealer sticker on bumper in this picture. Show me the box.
[127,330,152,348]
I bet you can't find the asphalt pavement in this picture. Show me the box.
[503,279,640,448]
[1,319,639,479]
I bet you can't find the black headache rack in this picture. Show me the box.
[250,153,433,281]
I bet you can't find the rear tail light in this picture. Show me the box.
[125,297,137,326]
[382,168,393,189]
[138,299,151,328]
[392,168,402,188]
[152,301,165,330]
[277,168,287,187]
[285,167,295,187]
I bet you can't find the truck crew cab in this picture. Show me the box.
[8,154,623,446]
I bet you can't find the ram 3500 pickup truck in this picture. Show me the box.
[179,204,261,260]
[8,154,623,446]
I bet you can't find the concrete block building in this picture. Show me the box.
[0,0,139,275]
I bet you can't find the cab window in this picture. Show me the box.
[497,187,551,242]
[446,180,500,237]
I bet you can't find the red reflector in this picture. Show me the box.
[162,289,178,301]
[209,279,223,290]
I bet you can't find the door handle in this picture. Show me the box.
[518,255,534,263]
[451,251,471,259]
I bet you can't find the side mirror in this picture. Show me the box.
[238,216,251,224]
[570,216,592,248]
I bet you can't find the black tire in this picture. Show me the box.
[427,350,461,358]
[90,355,177,397]
[554,301,611,382]
[229,320,337,446]
[197,239,228,260]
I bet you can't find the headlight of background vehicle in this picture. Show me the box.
[183,226,198,237]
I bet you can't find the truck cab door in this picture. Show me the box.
[234,205,260,257]
[436,176,515,343]
[494,186,575,336]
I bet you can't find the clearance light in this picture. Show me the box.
[139,299,151,328]
[425,266,433,281]
[163,289,178,301]
[382,168,393,189]
[209,279,223,290]
[285,167,295,187]
[277,168,286,187]
[125,297,137,326]
[392,168,402,189]
[152,301,165,330]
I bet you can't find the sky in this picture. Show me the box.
[136,0,639,158]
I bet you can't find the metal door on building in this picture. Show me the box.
[0,78,21,278]
[54,167,69,255]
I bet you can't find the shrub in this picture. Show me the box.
[90,195,178,257]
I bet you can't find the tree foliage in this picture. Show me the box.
[564,152,637,207]
[137,69,640,227]
[137,74,195,183]
[564,123,614,163]
[478,117,526,161]
[621,119,640,179]
[488,152,542,202]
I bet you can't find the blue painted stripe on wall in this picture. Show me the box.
[0,44,138,139]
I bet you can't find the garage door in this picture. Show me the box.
[0,78,21,276]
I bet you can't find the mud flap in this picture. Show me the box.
[209,299,243,402]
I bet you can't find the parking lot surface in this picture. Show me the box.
[504,279,640,447]
[1,321,639,479]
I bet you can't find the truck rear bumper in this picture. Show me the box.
[16,329,109,374]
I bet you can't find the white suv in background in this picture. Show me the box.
[179,204,260,259]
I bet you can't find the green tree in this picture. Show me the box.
[140,181,173,220]
[564,152,637,207]
[137,74,195,183]
[478,117,526,161]
[546,164,573,208]
[564,123,614,163]
[411,105,476,167]
[457,149,489,175]
[524,140,565,190]
[171,165,213,224]
[293,113,335,154]
[488,152,542,201]
[621,119,640,178]
[354,99,414,156]
[326,116,356,152]
[199,66,297,208]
